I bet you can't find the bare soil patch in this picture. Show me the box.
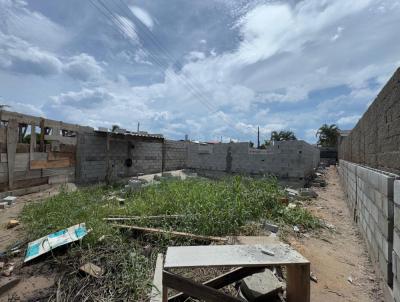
[289,166,384,302]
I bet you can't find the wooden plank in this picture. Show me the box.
[30,158,70,170]
[0,170,43,183]
[0,177,49,192]
[169,267,264,302]
[164,244,309,269]
[7,119,18,189]
[44,135,77,145]
[0,183,51,199]
[42,167,75,177]
[163,270,242,302]
[0,128,6,143]
[30,124,36,161]
[150,254,164,302]
[0,278,21,296]
[48,175,68,184]
[105,215,185,221]
[59,144,76,153]
[16,143,29,153]
[111,224,228,243]
[286,263,310,302]
[48,152,76,165]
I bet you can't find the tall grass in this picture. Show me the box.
[20,176,320,301]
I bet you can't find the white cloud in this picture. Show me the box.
[0,0,69,50]
[130,6,154,29]
[186,51,206,62]
[337,115,361,125]
[63,53,104,81]
[52,88,112,109]
[0,32,62,76]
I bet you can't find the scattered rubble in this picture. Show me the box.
[310,272,318,283]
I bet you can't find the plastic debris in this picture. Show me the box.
[24,223,88,263]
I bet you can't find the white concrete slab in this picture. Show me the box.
[164,244,309,269]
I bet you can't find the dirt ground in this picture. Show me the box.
[0,186,63,302]
[289,166,384,302]
[0,168,387,301]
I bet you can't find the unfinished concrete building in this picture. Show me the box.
[0,109,319,196]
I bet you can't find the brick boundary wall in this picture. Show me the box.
[339,159,399,301]
[338,67,400,175]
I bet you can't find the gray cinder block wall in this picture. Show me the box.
[393,180,400,301]
[186,140,320,180]
[163,140,188,171]
[76,132,164,183]
[338,67,400,175]
[339,160,398,298]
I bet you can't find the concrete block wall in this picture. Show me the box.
[163,140,187,171]
[393,180,400,301]
[340,159,399,293]
[186,140,319,179]
[339,67,400,175]
[76,132,163,183]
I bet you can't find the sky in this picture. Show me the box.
[0,0,400,143]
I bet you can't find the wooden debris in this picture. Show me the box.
[79,262,104,278]
[150,253,164,302]
[7,219,20,229]
[30,158,70,170]
[169,267,264,302]
[0,278,20,296]
[163,270,242,302]
[111,224,228,243]
[104,214,185,221]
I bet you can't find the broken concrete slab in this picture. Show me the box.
[3,196,16,205]
[240,269,283,302]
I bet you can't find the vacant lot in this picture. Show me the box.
[18,176,319,301]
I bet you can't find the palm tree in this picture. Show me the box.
[111,124,120,132]
[270,130,297,141]
[316,124,339,147]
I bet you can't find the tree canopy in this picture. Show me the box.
[270,130,297,141]
[316,124,340,147]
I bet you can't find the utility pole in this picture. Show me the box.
[137,122,140,132]
[257,126,260,149]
